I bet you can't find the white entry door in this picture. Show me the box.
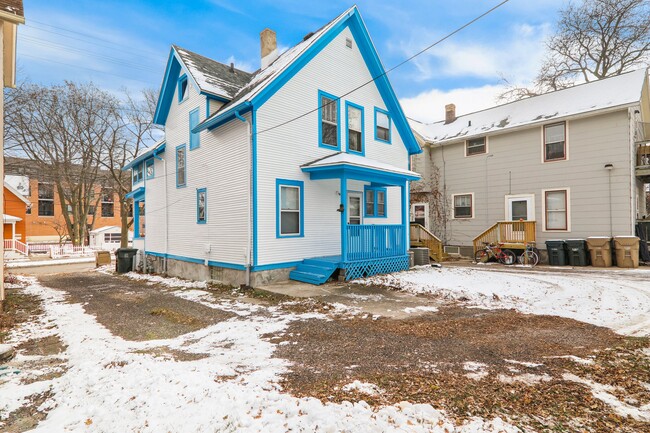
[505,194,535,221]
[411,203,429,229]
[348,192,363,225]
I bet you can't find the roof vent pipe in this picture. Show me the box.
[230,62,234,73]
[445,104,456,124]
[260,28,278,69]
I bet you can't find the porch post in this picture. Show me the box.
[133,201,140,239]
[402,181,409,255]
[11,222,15,243]
[340,175,347,262]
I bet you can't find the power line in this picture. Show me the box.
[256,0,510,136]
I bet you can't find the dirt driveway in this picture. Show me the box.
[2,270,649,432]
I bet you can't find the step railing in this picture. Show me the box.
[473,221,536,253]
[409,223,445,262]
[346,224,405,261]
[3,239,29,256]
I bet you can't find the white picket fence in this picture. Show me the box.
[49,244,97,259]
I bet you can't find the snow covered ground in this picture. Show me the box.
[0,276,520,433]
[360,266,650,336]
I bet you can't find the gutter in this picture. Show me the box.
[193,101,252,134]
[234,109,253,287]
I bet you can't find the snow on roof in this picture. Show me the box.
[4,175,30,197]
[89,226,120,234]
[410,69,648,143]
[174,46,253,100]
[3,181,30,205]
[3,214,22,223]
[0,0,24,20]
[213,6,355,114]
[302,152,420,178]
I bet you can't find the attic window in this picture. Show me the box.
[178,75,188,103]
[345,38,353,49]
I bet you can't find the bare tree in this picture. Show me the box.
[500,0,650,101]
[5,82,120,245]
[100,88,160,247]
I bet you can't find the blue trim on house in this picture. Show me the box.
[177,74,189,103]
[195,101,252,132]
[252,109,258,267]
[123,142,166,171]
[364,185,387,218]
[189,108,200,150]
[374,106,391,144]
[134,200,142,238]
[132,162,144,185]
[317,89,341,150]
[126,187,145,201]
[196,187,207,224]
[252,261,302,272]
[145,159,154,180]
[176,144,187,188]
[340,175,348,261]
[145,250,302,272]
[276,178,305,238]
[345,101,365,156]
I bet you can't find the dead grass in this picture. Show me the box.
[149,308,205,327]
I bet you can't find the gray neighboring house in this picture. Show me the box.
[410,69,650,257]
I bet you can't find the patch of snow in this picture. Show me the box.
[464,362,489,380]
[6,257,95,268]
[545,355,595,365]
[123,272,208,289]
[326,302,363,316]
[563,373,650,422]
[403,305,439,314]
[505,359,543,368]
[498,373,552,385]
[359,266,650,336]
[342,380,382,396]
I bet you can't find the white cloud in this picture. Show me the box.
[400,84,506,123]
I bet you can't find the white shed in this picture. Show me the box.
[89,226,132,251]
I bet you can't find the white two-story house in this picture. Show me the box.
[124,6,421,286]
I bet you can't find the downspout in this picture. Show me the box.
[154,153,168,273]
[235,110,252,287]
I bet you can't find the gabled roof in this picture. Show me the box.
[3,181,30,205]
[153,47,253,124]
[302,152,420,179]
[410,69,649,144]
[190,6,421,155]
[0,0,24,24]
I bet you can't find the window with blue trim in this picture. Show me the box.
[364,186,386,217]
[132,163,144,184]
[176,144,186,187]
[178,75,188,103]
[374,107,391,143]
[276,179,304,237]
[196,188,207,224]
[189,108,200,150]
[346,102,364,154]
[145,159,154,179]
[318,90,339,149]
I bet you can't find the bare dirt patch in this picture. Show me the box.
[275,307,650,432]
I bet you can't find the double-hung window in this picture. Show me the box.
[196,188,207,224]
[38,183,54,216]
[189,108,200,150]
[466,137,486,156]
[545,189,568,230]
[453,193,473,219]
[133,163,143,184]
[276,179,304,237]
[544,122,566,161]
[145,159,154,179]
[176,144,186,187]
[101,188,114,217]
[346,102,364,154]
[364,187,387,217]
[374,107,391,143]
[319,91,339,148]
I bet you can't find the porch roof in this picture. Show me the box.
[3,214,21,223]
[126,187,145,201]
[301,152,420,185]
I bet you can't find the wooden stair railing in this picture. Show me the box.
[473,221,537,253]
[409,223,445,262]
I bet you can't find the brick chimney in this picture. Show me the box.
[445,103,456,124]
[260,28,278,69]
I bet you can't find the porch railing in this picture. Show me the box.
[49,244,95,259]
[4,239,29,256]
[473,221,537,253]
[346,224,405,261]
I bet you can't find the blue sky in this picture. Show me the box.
[19,0,567,122]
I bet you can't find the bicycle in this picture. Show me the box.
[518,241,540,266]
[474,242,516,265]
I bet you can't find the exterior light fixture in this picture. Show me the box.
[337,204,344,213]
[604,163,614,170]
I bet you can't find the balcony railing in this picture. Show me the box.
[346,224,405,261]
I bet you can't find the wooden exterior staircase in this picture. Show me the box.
[409,223,446,262]
[473,221,537,253]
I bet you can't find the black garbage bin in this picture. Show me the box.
[545,240,567,266]
[565,239,589,266]
[116,248,138,273]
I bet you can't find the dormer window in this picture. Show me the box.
[178,75,188,103]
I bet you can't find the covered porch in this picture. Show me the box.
[296,153,420,282]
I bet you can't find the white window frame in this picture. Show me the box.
[452,193,474,219]
[465,136,488,157]
[542,188,571,232]
[504,194,535,221]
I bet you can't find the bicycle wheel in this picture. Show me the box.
[474,249,490,263]
[498,249,516,265]
[518,250,539,266]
